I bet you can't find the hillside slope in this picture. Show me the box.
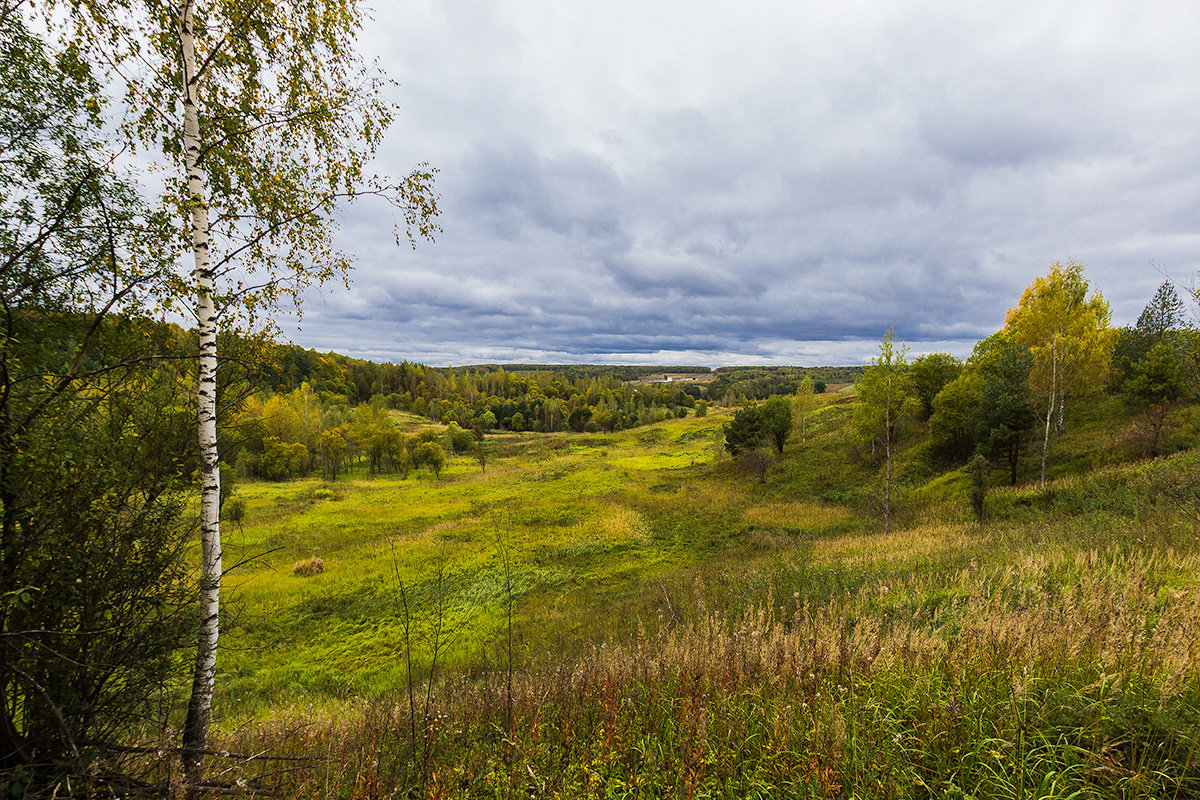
[197,392,1200,798]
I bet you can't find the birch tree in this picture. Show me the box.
[1003,262,1113,486]
[0,9,197,785]
[854,330,914,534]
[46,0,439,789]
[791,377,819,448]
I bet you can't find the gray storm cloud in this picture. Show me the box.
[289,0,1200,366]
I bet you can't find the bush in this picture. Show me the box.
[223,496,247,525]
[412,441,447,478]
[261,437,309,480]
[293,557,325,577]
[445,422,475,454]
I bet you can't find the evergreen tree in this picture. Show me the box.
[723,406,764,456]
[978,339,1038,484]
[1112,281,1187,385]
[1125,341,1186,456]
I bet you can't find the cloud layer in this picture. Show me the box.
[287,0,1200,366]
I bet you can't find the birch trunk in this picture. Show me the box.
[178,0,222,791]
[1039,339,1057,488]
[883,375,892,535]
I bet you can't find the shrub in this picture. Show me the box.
[223,496,247,525]
[445,422,475,454]
[412,441,447,478]
[293,557,325,577]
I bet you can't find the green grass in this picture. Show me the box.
[187,396,1200,798]
[216,409,843,714]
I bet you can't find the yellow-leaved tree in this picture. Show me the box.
[1004,261,1114,486]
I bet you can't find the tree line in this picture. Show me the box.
[720,262,1194,528]
[707,365,863,403]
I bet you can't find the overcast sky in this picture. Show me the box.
[284,0,1200,367]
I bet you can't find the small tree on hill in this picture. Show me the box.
[759,396,793,454]
[723,406,764,456]
[1004,261,1114,486]
[445,422,475,454]
[854,330,915,534]
[968,453,989,523]
[742,445,776,484]
[414,441,447,479]
[977,337,1038,485]
[1112,281,1187,387]
[909,353,963,420]
[1125,341,1186,457]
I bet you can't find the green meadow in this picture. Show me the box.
[196,392,1200,799]
[219,405,828,713]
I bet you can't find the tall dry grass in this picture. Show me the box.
[203,542,1200,798]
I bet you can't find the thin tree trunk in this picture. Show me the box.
[1039,391,1054,488]
[1039,341,1056,488]
[0,348,29,767]
[884,378,892,535]
[179,1,222,791]
[884,439,891,535]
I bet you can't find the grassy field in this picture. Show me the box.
[182,394,1200,798]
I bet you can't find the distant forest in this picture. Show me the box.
[262,343,864,420]
[204,342,870,481]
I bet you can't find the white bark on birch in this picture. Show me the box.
[883,374,892,535]
[1039,338,1057,488]
[177,0,221,789]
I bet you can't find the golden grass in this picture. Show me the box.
[575,503,652,547]
[568,547,1200,701]
[810,522,974,566]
